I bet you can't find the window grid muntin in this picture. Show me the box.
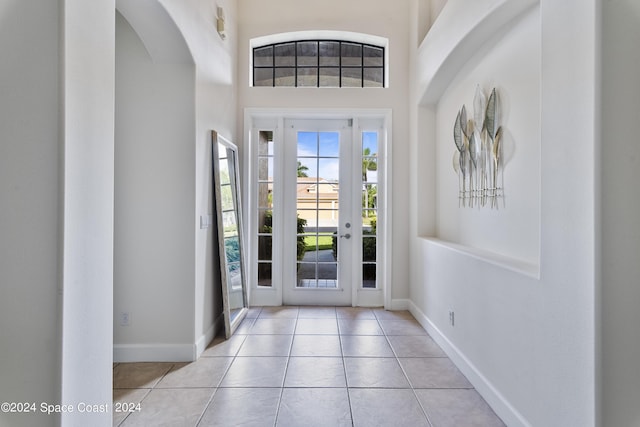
[253,40,385,88]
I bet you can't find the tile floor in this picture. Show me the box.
[113,307,505,427]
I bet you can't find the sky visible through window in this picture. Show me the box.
[363,132,378,156]
[296,131,378,181]
[297,132,339,180]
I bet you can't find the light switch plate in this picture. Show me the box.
[200,215,213,229]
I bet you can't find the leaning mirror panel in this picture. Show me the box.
[212,130,248,338]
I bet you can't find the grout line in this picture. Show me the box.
[194,388,216,427]
[114,363,175,426]
[380,316,435,427]
[196,332,249,426]
[338,321,356,427]
[273,313,298,426]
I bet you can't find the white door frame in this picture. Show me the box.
[244,108,392,308]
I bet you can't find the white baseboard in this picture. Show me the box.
[389,298,411,310]
[113,313,224,363]
[113,343,195,363]
[114,313,225,363]
[408,301,531,427]
[195,313,224,359]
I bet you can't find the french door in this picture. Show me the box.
[283,119,353,305]
[250,113,386,308]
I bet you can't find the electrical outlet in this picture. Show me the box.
[120,312,130,327]
[449,310,455,327]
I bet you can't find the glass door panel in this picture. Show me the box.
[296,132,340,289]
[284,120,352,306]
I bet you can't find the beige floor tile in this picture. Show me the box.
[415,389,506,427]
[387,335,446,357]
[237,334,293,356]
[245,307,263,318]
[113,306,502,427]
[336,307,377,319]
[294,318,338,334]
[113,389,150,427]
[113,362,174,389]
[155,357,233,388]
[201,335,246,357]
[378,319,428,336]
[297,306,337,318]
[340,335,395,357]
[199,388,281,427]
[337,319,384,335]
[119,388,213,427]
[250,318,297,335]
[290,334,342,356]
[220,356,288,387]
[344,357,410,388]
[372,309,416,321]
[258,306,299,319]
[349,389,430,427]
[233,317,256,334]
[399,357,473,389]
[284,357,346,387]
[276,388,351,427]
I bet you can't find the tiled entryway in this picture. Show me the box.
[113,307,505,427]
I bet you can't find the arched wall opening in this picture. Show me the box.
[114,1,200,362]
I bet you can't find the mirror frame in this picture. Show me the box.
[212,130,248,339]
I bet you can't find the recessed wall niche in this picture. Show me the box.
[419,3,541,270]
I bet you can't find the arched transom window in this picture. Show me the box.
[252,40,385,88]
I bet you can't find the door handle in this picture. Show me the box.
[340,233,351,239]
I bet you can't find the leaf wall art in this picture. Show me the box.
[453,86,505,208]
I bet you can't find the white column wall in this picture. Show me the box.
[60,0,116,425]
[1,1,115,425]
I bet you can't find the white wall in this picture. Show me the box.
[114,10,196,361]
[430,0,448,25]
[157,0,239,355]
[0,2,61,426]
[114,0,238,361]
[159,0,238,354]
[238,0,412,304]
[602,1,640,426]
[410,1,599,426]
